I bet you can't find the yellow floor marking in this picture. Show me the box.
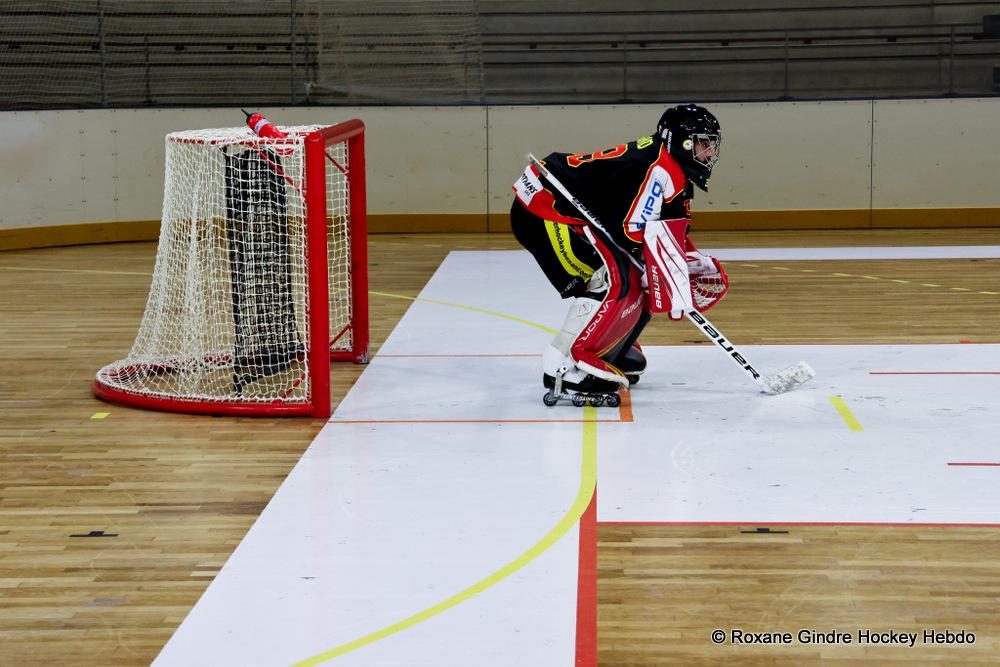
[0,265,149,277]
[90,412,110,420]
[293,407,599,666]
[291,288,596,663]
[746,265,988,297]
[740,263,759,267]
[828,396,864,432]
[370,290,557,334]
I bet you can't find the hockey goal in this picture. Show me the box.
[94,120,368,418]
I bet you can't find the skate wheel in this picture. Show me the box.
[571,394,587,407]
[542,392,558,407]
[606,393,622,408]
[588,396,605,407]
[627,374,639,385]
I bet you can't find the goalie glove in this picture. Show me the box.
[685,248,721,277]
[642,219,694,320]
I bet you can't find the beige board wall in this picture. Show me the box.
[0,106,488,231]
[4,108,259,229]
[872,98,1000,209]
[270,106,489,227]
[3,98,1000,237]
[486,100,874,223]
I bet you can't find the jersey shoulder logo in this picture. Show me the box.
[636,136,654,150]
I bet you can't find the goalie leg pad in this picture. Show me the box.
[567,231,645,388]
[544,295,599,376]
[604,308,651,376]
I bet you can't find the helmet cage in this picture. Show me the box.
[684,133,720,170]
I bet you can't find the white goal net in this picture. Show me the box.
[94,121,367,417]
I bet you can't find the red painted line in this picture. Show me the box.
[329,418,625,424]
[330,387,633,425]
[617,388,633,423]
[948,462,1000,467]
[870,371,1000,375]
[598,521,1000,528]
[575,487,598,667]
[375,353,540,358]
[640,341,1000,347]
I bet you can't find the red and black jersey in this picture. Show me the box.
[513,136,692,254]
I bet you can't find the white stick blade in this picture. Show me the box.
[761,361,816,395]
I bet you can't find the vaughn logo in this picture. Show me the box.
[688,311,761,379]
[579,300,610,342]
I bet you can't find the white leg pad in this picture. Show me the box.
[550,295,601,357]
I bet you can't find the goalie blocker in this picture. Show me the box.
[642,218,729,318]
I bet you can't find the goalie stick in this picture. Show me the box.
[527,153,815,395]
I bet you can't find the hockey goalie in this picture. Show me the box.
[510,104,728,406]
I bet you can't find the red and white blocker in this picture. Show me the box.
[542,227,646,389]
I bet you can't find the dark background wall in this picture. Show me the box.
[2,0,999,109]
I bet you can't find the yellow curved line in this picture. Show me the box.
[369,289,558,334]
[20,265,585,662]
[293,407,598,666]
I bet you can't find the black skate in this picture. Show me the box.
[613,345,646,386]
[542,372,622,408]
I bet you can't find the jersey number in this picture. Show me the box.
[567,144,627,167]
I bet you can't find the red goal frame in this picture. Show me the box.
[93,119,368,418]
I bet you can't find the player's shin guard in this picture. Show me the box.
[542,268,616,391]
[606,309,651,382]
[543,240,645,391]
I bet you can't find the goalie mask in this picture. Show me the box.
[656,104,721,191]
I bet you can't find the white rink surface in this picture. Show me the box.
[156,249,1000,666]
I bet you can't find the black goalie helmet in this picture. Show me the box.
[656,104,721,191]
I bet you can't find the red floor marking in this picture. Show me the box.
[617,388,633,423]
[642,341,1000,347]
[870,371,1000,375]
[375,353,541,358]
[948,462,1000,467]
[598,521,1000,528]
[329,418,624,424]
[575,487,597,667]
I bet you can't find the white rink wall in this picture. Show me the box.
[2,98,999,230]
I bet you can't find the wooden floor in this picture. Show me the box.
[2,229,1000,665]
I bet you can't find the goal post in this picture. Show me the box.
[94,119,368,418]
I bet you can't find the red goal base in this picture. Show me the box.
[92,119,369,420]
[92,380,324,417]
